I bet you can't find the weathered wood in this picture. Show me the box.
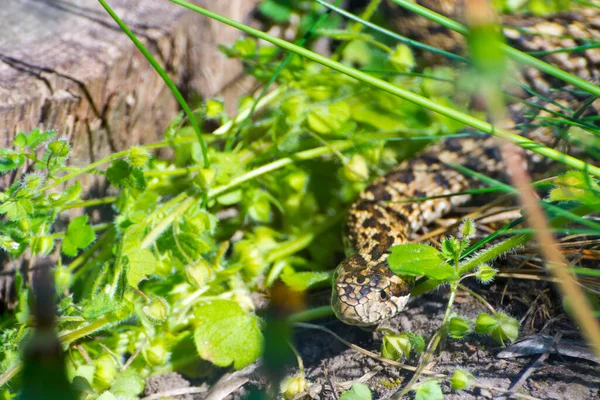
[0,0,259,166]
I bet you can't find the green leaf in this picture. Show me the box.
[414,380,443,400]
[21,173,45,192]
[205,99,225,119]
[448,316,472,339]
[26,128,57,149]
[0,148,25,173]
[381,332,411,361]
[281,375,308,400]
[123,245,158,288]
[440,237,461,260]
[246,189,273,223]
[474,313,497,334]
[106,160,147,191]
[474,312,519,346]
[258,0,292,23]
[54,182,83,206]
[407,332,425,354]
[450,369,474,391]
[341,40,374,68]
[82,293,117,319]
[476,265,497,284]
[96,393,117,400]
[389,44,415,72]
[460,218,475,239]
[491,313,519,346]
[128,146,150,167]
[194,300,263,369]
[307,101,351,135]
[48,140,71,157]
[340,383,372,400]
[0,198,33,221]
[110,370,144,398]
[62,215,95,256]
[175,212,217,260]
[388,243,454,280]
[280,271,331,291]
[14,132,28,148]
[141,297,170,325]
[549,171,600,206]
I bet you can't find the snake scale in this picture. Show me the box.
[332,1,600,326]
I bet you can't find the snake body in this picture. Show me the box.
[332,2,600,326]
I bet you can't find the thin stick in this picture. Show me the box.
[496,333,562,400]
[121,337,148,372]
[501,144,600,360]
[140,387,208,400]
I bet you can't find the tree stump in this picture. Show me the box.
[0,0,258,168]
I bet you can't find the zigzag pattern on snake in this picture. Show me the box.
[332,1,600,326]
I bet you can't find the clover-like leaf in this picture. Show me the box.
[281,270,331,291]
[549,171,600,206]
[194,300,263,369]
[414,380,443,400]
[340,383,372,400]
[82,292,117,320]
[26,128,57,149]
[388,243,454,280]
[0,148,25,173]
[110,369,144,398]
[0,198,33,221]
[451,369,474,391]
[106,160,146,191]
[62,215,95,256]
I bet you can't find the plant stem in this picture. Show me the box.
[0,364,21,388]
[141,195,198,249]
[57,314,115,345]
[213,88,283,135]
[170,0,600,178]
[397,282,458,398]
[458,284,496,314]
[60,196,118,210]
[287,306,335,323]
[97,0,208,167]
[207,141,354,199]
[459,235,527,275]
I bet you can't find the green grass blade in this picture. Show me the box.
[97,0,209,167]
[389,0,600,99]
[314,0,469,63]
[170,0,600,178]
[450,162,600,232]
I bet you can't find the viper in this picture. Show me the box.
[331,0,600,326]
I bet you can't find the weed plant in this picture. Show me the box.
[0,0,599,399]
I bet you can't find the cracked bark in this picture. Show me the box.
[0,0,260,184]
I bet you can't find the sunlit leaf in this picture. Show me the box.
[388,243,455,280]
[194,300,263,369]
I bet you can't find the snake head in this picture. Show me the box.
[332,255,413,326]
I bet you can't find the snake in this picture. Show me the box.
[331,0,600,326]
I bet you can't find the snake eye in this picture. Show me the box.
[379,290,388,300]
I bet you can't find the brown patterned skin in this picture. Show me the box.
[332,3,600,326]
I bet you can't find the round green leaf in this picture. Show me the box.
[194,300,263,369]
[388,243,454,280]
[340,383,372,400]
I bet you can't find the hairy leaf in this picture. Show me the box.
[340,383,372,400]
[388,243,454,280]
[194,300,262,369]
[62,215,95,256]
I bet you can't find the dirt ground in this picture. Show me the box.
[144,276,600,400]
